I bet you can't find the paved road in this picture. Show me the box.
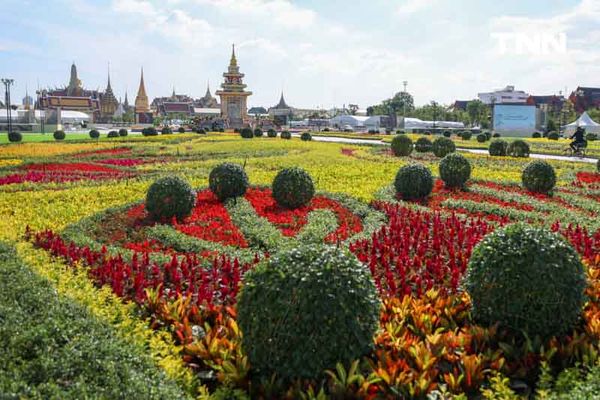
[297,134,598,165]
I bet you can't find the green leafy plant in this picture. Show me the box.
[461,131,472,140]
[432,137,456,158]
[240,128,253,139]
[507,140,530,157]
[489,139,508,156]
[209,162,249,201]
[522,160,556,194]
[267,129,277,138]
[178,127,185,133]
[439,153,471,188]
[8,132,22,143]
[390,134,413,156]
[53,130,65,141]
[394,163,433,200]
[301,132,312,141]
[119,128,128,137]
[415,137,432,153]
[107,130,119,138]
[142,127,158,136]
[547,132,559,140]
[237,245,380,379]
[272,167,315,209]
[464,223,587,338]
[162,127,173,135]
[254,128,263,137]
[145,176,196,221]
[281,131,291,139]
[532,132,542,138]
[476,133,487,143]
[89,129,100,139]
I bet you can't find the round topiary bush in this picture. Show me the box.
[195,127,206,134]
[507,140,530,157]
[586,133,597,141]
[439,153,471,188]
[8,132,22,143]
[267,129,277,138]
[272,167,315,209]
[89,129,100,139]
[461,131,472,140]
[492,133,501,138]
[237,244,380,379]
[443,130,451,138]
[415,137,432,153]
[522,160,556,194]
[394,163,433,200]
[390,134,413,156]
[464,223,587,338]
[178,127,185,134]
[161,127,173,135]
[253,128,263,137]
[281,130,291,140]
[53,130,65,141]
[107,130,119,138]
[484,131,492,140]
[301,132,312,141]
[547,131,559,140]
[142,127,158,136]
[145,176,196,222]
[209,162,249,201]
[432,137,456,158]
[476,133,487,143]
[119,128,128,137]
[424,131,432,136]
[396,130,405,134]
[240,127,253,139]
[489,139,508,156]
[532,132,542,138]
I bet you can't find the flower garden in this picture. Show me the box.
[0,131,599,399]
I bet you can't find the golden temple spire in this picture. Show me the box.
[230,44,237,67]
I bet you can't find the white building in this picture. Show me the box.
[478,85,530,105]
[329,115,386,130]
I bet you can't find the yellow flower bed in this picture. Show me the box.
[0,158,22,167]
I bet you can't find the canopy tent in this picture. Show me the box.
[563,111,600,134]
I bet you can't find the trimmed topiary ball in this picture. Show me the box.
[178,127,185,133]
[432,137,456,158]
[461,131,472,140]
[253,128,263,137]
[145,176,196,222]
[89,129,100,139]
[142,127,158,136]
[237,244,380,379]
[272,167,315,209]
[464,223,586,338]
[415,137,432,153]
[267,129,277,138]
[8,132,22,143]
[443,130,451,137]
[209,162,249,201]
[507,140,530,157]
[394,163,433,200]
[522,160,556,194]
[439,152,471,188]
[119,128,128,137]
[53,130,65,141]
[547,131,559,140]
[161,127,173,135]
[195,127,206,134]
[107,130,119,138]
[489,139,508,156]
[532,132,542,138]
[301,132,312,141]
[586,133,597,141]
[240,127,253,139]
[476,133,487,143]
[281,130,291,139]
[390,134,413,156]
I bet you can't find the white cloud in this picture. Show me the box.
[396,0,437,17]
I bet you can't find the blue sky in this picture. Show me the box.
[1,0,598,109]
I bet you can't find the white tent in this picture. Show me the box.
[563,111,600,134]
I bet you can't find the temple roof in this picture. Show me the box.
[272,92,291,109]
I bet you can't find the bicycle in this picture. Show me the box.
[564,141,588,158]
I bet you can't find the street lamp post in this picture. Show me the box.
[2,79,15,135]
[431,101,438,133]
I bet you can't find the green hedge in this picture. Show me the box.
[0,242,189,399]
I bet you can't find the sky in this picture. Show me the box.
[0,0,599,109]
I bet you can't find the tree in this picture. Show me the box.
[466,100,486,127]
[348,104,359,115]
[367,91,414,116]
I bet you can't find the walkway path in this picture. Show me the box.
[298,134,598,165]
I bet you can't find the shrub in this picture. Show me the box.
[396,130,405,134]
[272,167,315,209]
[209,162,249,201]
[323,127,330,132]
[142,127,157,136]
[117,128,127,137]
[161,127,172,135]
[484,131,492,140]
[489,139,508,156]
[267,129,277,138]
[301,132,312,141]
[415,137,432,153]
[240,127,253,139]
[507,140,530,157]
[8,132,22,143]
[586,133,597,141]
[178,127,185,133]
[532,131,542,138]
[394,164,433,200]
[195,128,206,134]
[368,129,377,134]
[145,176,196,221]
[53,130,65,141]
[432,137,456,158]
[390,135,413,156]
[424,131,432,135]
[107,130,119,138]
[253,128,263,137]
[219,128,225,132]
[492,133,501,138]
[281,130,291,139]
[597,158,600,172]
[443,130,451,137]
[522,160,556,194]
[439,153,471,188]
[461,131,472,140]
[237,244,380,379]
[547,131,560,140]
[89,129,100,139]
[464,223,586,338]
[476,133,487,143]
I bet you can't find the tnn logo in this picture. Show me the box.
[492,32,567,55]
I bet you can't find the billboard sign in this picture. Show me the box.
[493,104,536,135]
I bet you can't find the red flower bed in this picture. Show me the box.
[244,187,362,241]
[24,162,121,173]
[574,171,600,189]
[340,148,356,156]
[0,169,134,186]
[73,147,132,158]
[97,158,146,167]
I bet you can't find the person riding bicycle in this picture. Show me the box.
[570,126,586,152]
